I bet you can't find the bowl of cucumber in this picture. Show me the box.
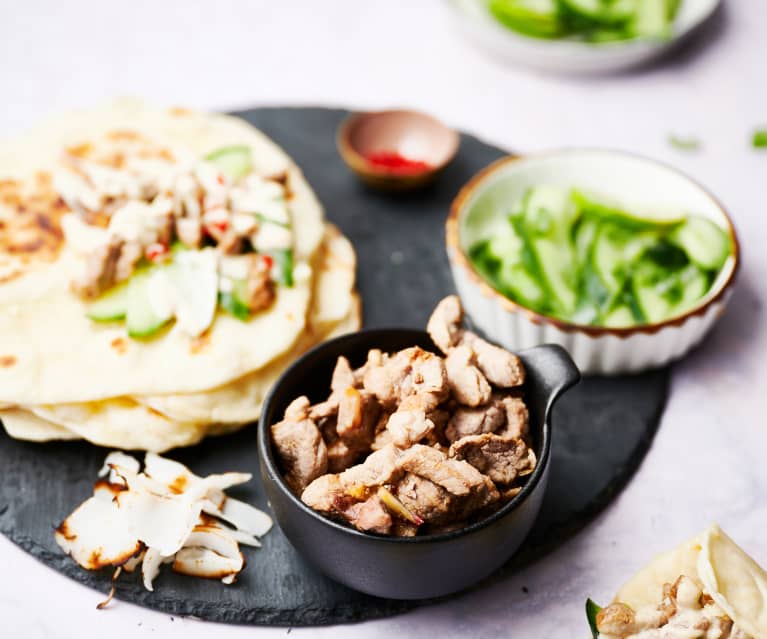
[446,148,739,374]
[445,0,721,75]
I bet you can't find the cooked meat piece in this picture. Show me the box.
[155,210,174,246]
[499,486,521,501]
[244,254,276,312]
[115,239,143,282]
[363,346,448,408]
[309,399,338,421]
[394,472,453,525]
[340,496,392,535]
[386,409,435,448]
[426,295,464,354]
[371,428,394,451]
[497,395,530,441]
[427,295,526,388]
[301,474,346,513]
[307,357,363,423]
[339,444,402,490]
[398,445,499,515]
[462,331,525,388]
[271,408,328,494]
[327,439,362,473]
[331,356,357,393]
[284,396,311,421]
[337,387,380,450]
[426,407,450,443]
[596,603,637,637]
[444,345,492,407]
[392,520,419,537]
[175,217,202,248]
[218,229,244,255]
[449,434,534,485]
[445,398,507,442]
[72,238,122,298]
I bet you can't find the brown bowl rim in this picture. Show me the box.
[446,149,741,338]
[336,109,460,182]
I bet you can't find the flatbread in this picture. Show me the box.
[0,99,326,404]
[613,524,767,639]
[134,224,358,424]
[1,297,360,452]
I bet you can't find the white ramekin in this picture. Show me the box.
[446,150,740,375]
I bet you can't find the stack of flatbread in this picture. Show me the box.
[0,100,360,452]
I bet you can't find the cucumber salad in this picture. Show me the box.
[57,138,299,339]
[488,0,682,42]
[468,186,732,328]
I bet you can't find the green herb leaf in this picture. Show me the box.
[218,290,250,321]
[586,599,602,639]
[668,134,701,152]
[752,130,767,149]
[255,212,290,228]
[269,249,294,287]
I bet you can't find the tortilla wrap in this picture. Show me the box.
[0,227,361,451]
[613,524,767,639]
[0,99,326,404]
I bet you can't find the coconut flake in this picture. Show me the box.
[173,547,244,581]
[54,496,141,570]
[55,451,272,600]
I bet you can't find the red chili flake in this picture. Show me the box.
[364,150,432,175]
[260,254,274,270]
[145,243,169,262]
[216,174,225,186]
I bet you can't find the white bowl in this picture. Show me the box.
[446,149,740,375]
[445,0,721,75]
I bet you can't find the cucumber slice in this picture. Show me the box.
[219,280,251,321]
[126,269,174,338]
[675,265,711,311]
[86,280,130,322]
[269,248,294,287]
[489,0,562,38]
[592,225,627,295]
[205,145,252,181]
[488,217,524,259]
[530,238,577,315]
[670,216,731,271]
[524,185,579,237]
[633,278,673,324]
[499,261,549,310]
[632,0,671,38]
[574,190,685,232]
[602,305,635,328]
[560,0,636,25]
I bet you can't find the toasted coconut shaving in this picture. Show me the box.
[55,451,273,600]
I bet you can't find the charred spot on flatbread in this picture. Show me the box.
[0,173,68,266]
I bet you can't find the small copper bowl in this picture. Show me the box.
[337,109,459,192]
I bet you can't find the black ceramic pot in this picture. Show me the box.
[258,329,580,600]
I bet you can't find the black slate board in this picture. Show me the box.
[0,107,669,625]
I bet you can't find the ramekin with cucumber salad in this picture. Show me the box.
[446,150,739,374]
[488,0,682,42]
[468,186,732,328]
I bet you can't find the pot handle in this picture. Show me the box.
[518,344,580,416]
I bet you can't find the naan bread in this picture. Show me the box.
[0,99,326,404]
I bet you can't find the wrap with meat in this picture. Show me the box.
[0,100,361,450]
[589,524,767,639]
